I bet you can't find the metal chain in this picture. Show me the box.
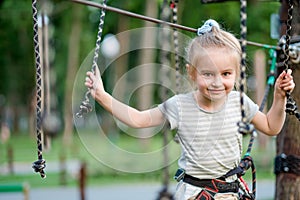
[31,0,46,178]
[76,0,107,117]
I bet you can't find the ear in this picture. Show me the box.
[186,64,195,81]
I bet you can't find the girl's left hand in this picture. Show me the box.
[275,69,295,98]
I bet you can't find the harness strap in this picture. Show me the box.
[194,190,214,200]
[183,174,239,194]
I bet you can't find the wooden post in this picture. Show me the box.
[7,145,14,174]
[253,50,269,150]
[79,162,86,200]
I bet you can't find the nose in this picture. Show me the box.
[212,75,222,87]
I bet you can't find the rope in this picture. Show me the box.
[237,0,256,198]
[283,0,300,120]
[76,0,107,117]
[31,0,46,178]
[170,0,180,94]
[239,0,247,124]
[156,3,174,200]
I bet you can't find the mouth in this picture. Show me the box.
[208,89,225,93]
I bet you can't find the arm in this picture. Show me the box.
[85,67,166,128]
[252,69,295,136]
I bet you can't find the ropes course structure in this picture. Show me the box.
[31,0,46,178]
[76,0,107,117]
[67,0,299,198]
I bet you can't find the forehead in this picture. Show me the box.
[194,47,239,71]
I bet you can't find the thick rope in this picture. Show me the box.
[239,0,247,124]
[238,0,256,198]
[170,0,180,94]
[32,0,46,178]
[156,2,174,200]
[76,0,107,117]
[283,0,300,120]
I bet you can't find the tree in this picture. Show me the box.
[275,0,300,199]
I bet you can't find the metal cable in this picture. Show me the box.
[76,0,107,117]
[31,0,46,178]
[72,0,279,50]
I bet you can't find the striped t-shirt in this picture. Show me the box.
[158,91,259,179]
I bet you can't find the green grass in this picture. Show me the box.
[0,131,277,188]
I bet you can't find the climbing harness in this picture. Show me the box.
[31,0,46,178]
[76,0,107,117]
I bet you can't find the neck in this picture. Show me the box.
[193,91,226,112]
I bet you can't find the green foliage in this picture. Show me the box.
[0,0,282,132]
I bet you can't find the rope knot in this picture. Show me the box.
[32,159,46,178]
[237,121,255,135]
[239,156,253,176]
[76,100,93,117]
[286,97,298,115]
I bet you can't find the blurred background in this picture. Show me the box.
[0,0,293,199]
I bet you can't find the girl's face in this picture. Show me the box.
[188,47,238,106]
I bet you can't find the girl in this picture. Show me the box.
[85,19,295,200]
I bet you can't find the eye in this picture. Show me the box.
[202,72,214,77]
[223,71,232,77]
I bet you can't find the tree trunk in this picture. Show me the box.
[275,0,300,199]
[63,4,83,145]
[137,0,157,142]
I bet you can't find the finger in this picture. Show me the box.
[94,67,101,79]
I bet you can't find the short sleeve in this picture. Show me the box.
[157,96,179,130]
[243,93,259,122]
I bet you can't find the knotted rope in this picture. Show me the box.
[31,0,46,178]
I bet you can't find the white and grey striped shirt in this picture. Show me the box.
[158,91,258,180]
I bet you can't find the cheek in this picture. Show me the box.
[196,76,212,87]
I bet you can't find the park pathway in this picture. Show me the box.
[0,180,274,200]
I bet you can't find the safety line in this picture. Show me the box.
[71,0,279,50]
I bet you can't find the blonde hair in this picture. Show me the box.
[186,24,241,86]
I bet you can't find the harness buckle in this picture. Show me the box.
[174,168,185,182]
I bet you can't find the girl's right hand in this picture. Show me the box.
[84,66,105,99]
